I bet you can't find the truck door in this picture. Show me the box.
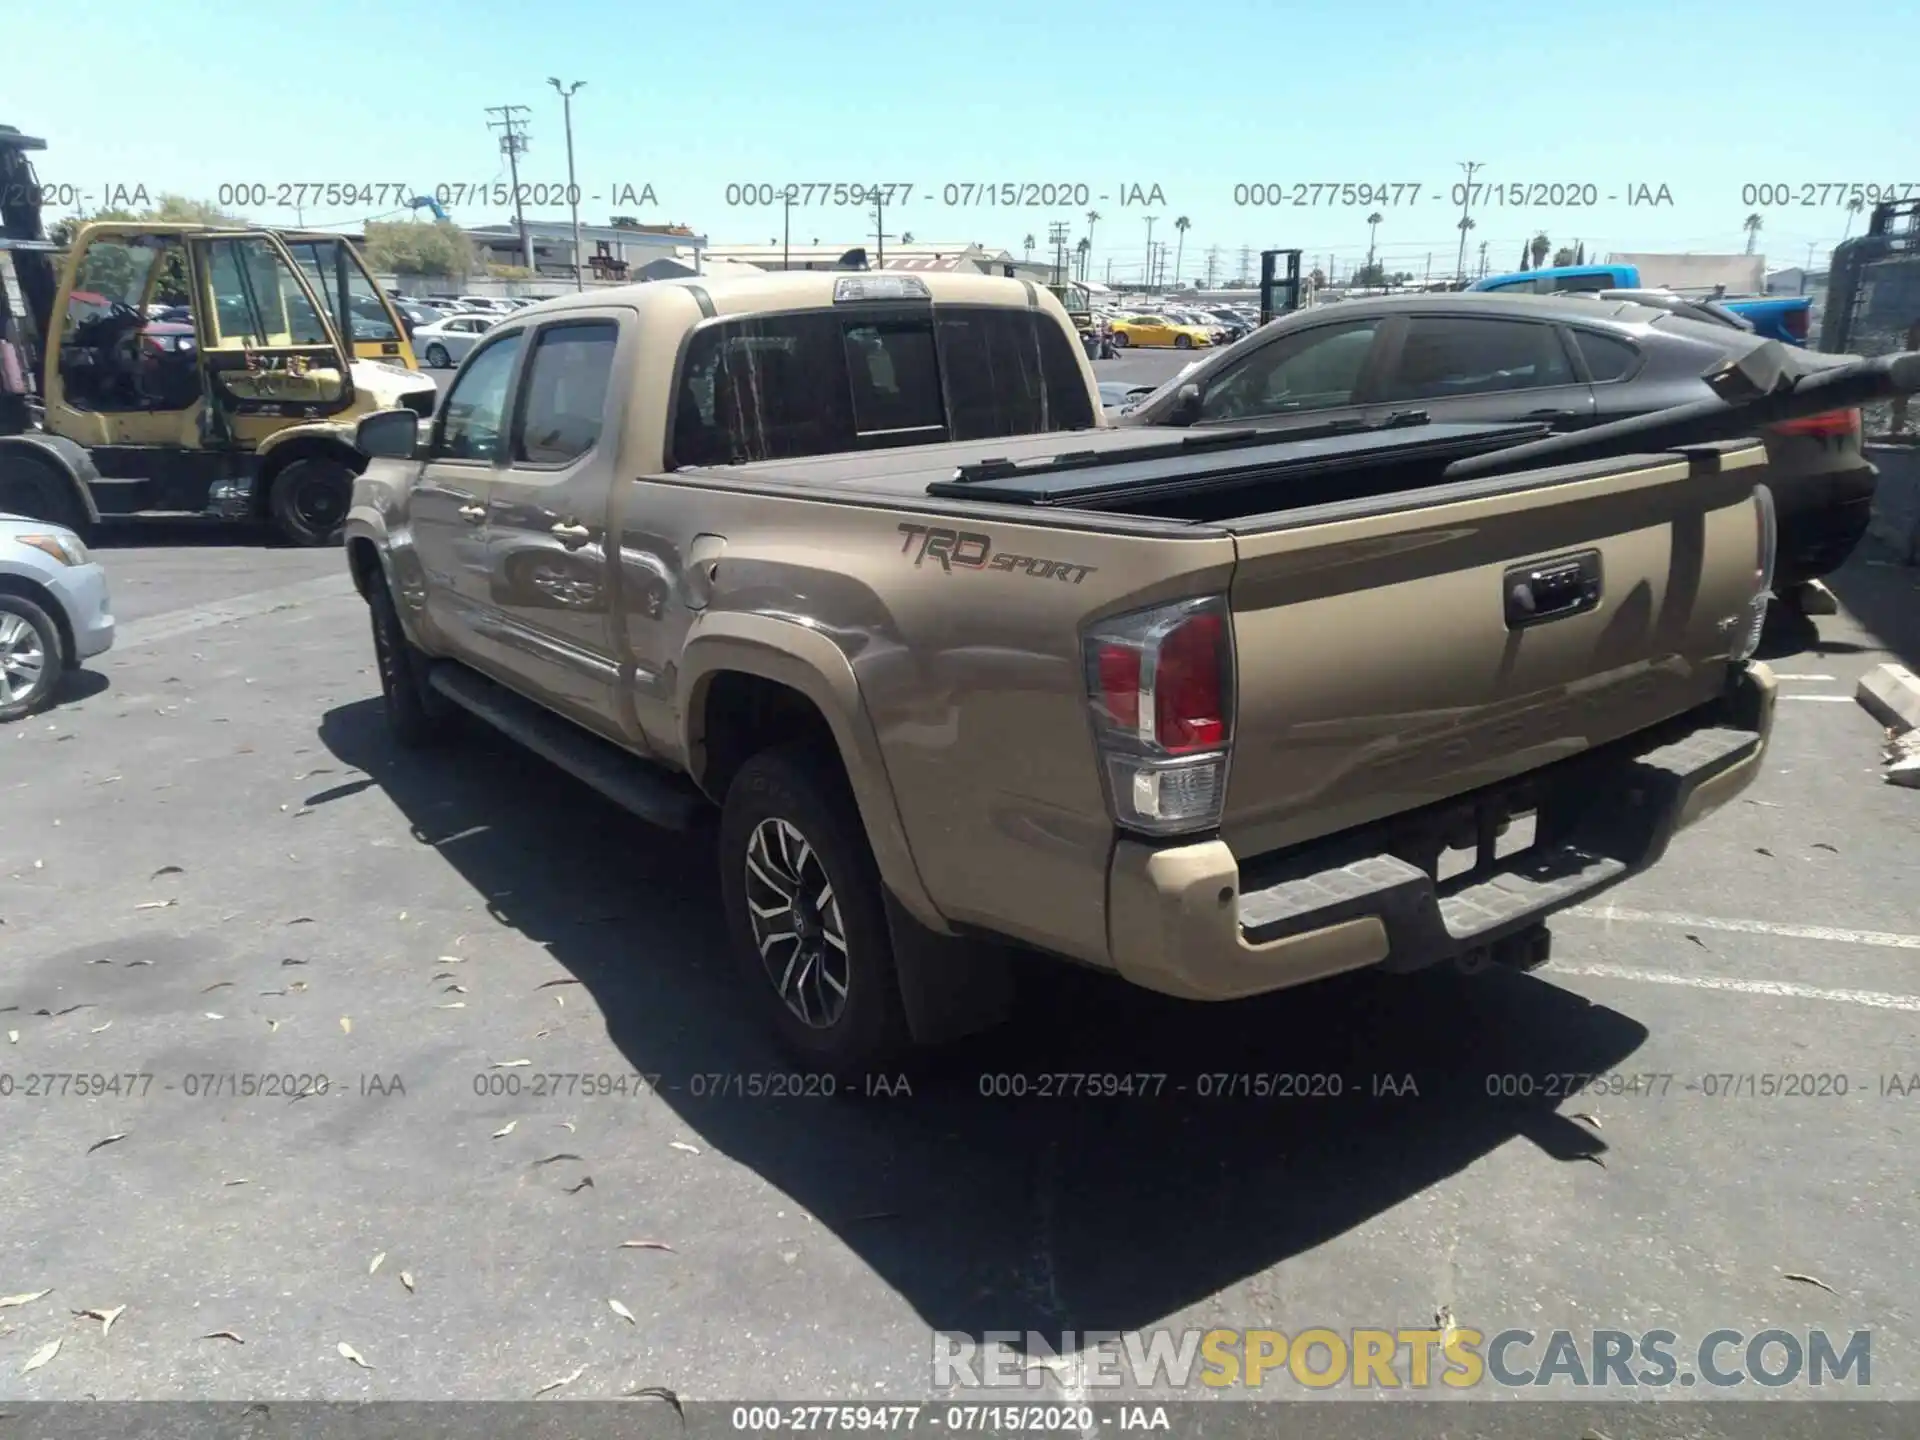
[481,313,624,737]
[185,230,354,449]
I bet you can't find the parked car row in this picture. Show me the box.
[381,294,548,363]
[1093,300,1262,351]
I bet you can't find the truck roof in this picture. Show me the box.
[514,269,1056,322]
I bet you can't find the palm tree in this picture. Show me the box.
[1742,212,1763,256]
[900,232,914,245]
[1529,232,1551,269]
[1171,216,1190,290]
[1075,235,1090,281]
[1085,208,1100,275]
[1365,211,1383,280]
[1023,233,1035,260]
[1841,196,1865,242]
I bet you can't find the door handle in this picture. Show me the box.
[457,504,485,523]
[1524,408,1577,421]
[551,521,592,548]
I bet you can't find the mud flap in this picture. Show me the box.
[884,892,1014,1045]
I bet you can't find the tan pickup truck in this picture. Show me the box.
[342,268,1919,1072]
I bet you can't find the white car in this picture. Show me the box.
[0,511,114,722]
[456,295,517,315]
[412,313,500,368]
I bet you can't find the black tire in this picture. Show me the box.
[1110,331,1129,349]
[425,344,451,369]
[1175,333,1194,350]
[0,593,65,724]
[367,576,449,749]
[0,452,91,539]
[268,457,354,546]
[718,744,909,1077]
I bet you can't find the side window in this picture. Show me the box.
[515,321,617,464]
[433,332,523,461]
[1381,316,1575,402]
[201,236,333,349]
[843,321,945,438]
[671,313,856,467]
[1196,320,1381,421]
[1569,329,1639,383]
[937,308,1096,439]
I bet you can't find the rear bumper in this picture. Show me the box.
[1106,661,1776,1001]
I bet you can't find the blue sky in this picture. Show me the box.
[13,0,1918,282]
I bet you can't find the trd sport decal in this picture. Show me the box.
[896,523,1097,584]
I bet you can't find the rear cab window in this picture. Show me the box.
[670,305,1095,467]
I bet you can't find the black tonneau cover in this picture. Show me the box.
[923,420,1547,508]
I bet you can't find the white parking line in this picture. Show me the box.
[1770,673,1837,681]
[1780,695,1856,703]
[115,575,355,649]
[1563,904,1920,950]
[1544,962,1920,1012]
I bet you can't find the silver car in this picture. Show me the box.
[0,511,115,721]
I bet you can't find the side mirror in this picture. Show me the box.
[1168,382,1203,426]
[355,408,420,459]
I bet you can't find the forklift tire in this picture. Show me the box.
[0,451,91,539]
[268,457,354,547]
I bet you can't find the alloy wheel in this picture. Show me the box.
[744,816,850,1029]
[0,613,47,705]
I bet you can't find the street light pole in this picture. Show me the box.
[548,79,586,292]
[1143,215,1158,290]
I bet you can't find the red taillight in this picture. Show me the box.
[1770,407,1860,438]
[1153,612,1226,752]
[1784,307,1809,339]
[1085,596,1235,835]
[1096,643,1142,732]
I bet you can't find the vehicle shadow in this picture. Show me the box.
[49,668,111,711]
[89,517,282,550]
[319,697,1648,1341]
[1822,540,1920,672]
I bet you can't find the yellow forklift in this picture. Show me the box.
[0,125,436,545]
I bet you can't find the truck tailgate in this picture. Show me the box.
[1220,443,1768,859]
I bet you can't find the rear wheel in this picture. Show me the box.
[268,457,354,546]
[719,744,909,1077]
[0,594,64,723]
[1175,334,1194,350]
[0,452,90,538]
[425,343,451,369]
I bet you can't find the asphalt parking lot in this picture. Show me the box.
[3,507,1919,1410]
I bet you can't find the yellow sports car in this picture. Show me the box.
[1108,315,1215,350]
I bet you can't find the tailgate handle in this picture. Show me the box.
[1504,551,1602,629]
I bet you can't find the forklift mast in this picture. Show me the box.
[0,125,58,343]
[1259,248,1304,326]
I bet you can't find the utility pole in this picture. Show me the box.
[1143,216,1158,290]
[1424,253,1432,286]
[1205,246,1219,288]
[1455,160,1482,283]
[1477,239,1488,279]
[547,79,585,292]
[873,190,886,268]
[1048,220,1069,285]
[782,194,791,270]
[1237,246,1251,287]
[486,104,535,273]
[1105,257,1113,286]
